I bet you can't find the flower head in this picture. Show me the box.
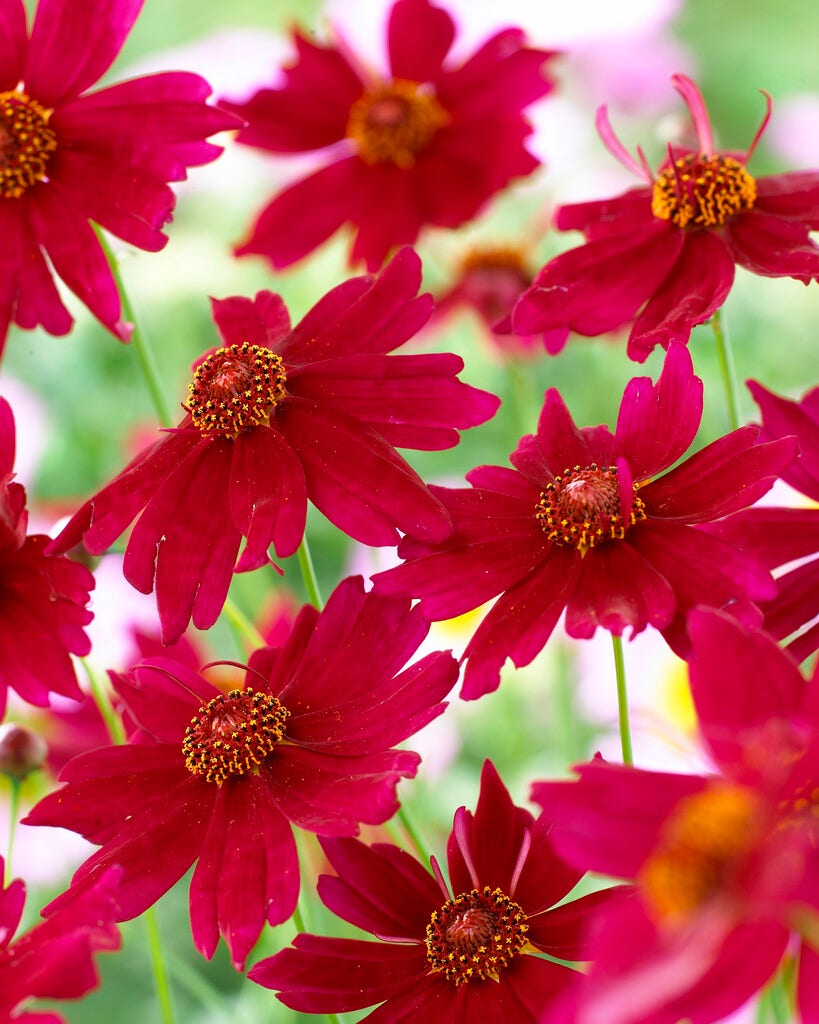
[533,608,819,1024]
[0,0,239,353]
[0,856,120,1023]
[373,343,797,698]
[513,74,819,362]
[49,248,498,642]
[222,0,557,270]
[0,396,93,719]
[250,760,614,1020]
[24,577,458,970]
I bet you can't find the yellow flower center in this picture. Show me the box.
[425,886,528,985]
[186,342,287,439]
[535,464,646,554]
[346,79,449,168]
[640,783,759,921]
[651,153,756,229]
[0,90,57,198]
[182,688,289,784]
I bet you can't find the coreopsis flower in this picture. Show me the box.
[0,397,93,720]
[250,760,615,1020]
[0,856,120,1024]
[221,0,557,271]
[0,0,239,353]
[25,577,458,970]
[533,608,819,1024]
[705,381,819,662]
[513,74,819,362]
[373,343,796,698]
[49,248,498,643]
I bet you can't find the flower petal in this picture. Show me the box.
[0,0,27,92]
[388,0,455,82]
[210,291,290,349]
[724,208,819,282]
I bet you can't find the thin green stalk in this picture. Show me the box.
[81,656,126,745]
[95,227,173,428]
[709,308,740,431]
[145,907,176,1024]
[397,803,428,861]
[507,357,538,439]
[296,535,323,608]
[4,778,21,886]
[221,597,267,651]
[611,634,633,766]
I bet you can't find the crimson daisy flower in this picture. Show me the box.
[24,577,458,971]
[0,0,239,353]
[48,247,498,643]
[705,380,819,662]
[250,760,616,1021]
[221,0,557,271]
[513,74,819,362]
[373,342,796,698]
[0,856,120,1024]
[0,396,93,720]
[533,608,819,1024]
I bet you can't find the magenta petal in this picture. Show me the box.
[528,887,622,961]
[798,941,819,1022]
[626,231,735,362]
[189,775,298,969]
[113,659,216,743]
[0,0,26,92]
[565,541,676,640]
[388,0,455,82]
[230,426,307,569]
[276,397,451,545]
[749,379,819,501]
[25,0,143,107]
[210,291,291,350]
[249,934,428,1014]
[614,343,702,479]
[724,208,819,282]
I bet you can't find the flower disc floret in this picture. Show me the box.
[187,342,287,438]
[182,687,289,784]
[0,90,57,198]
[346,78,449,168]
[535,463,646,553]
[651,153,757,229]
[639,783,759,921]
[425,885,528,985]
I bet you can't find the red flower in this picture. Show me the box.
[533,609,819,1024]
[24,577,458,970]
[0,0,239,353]
[373,343,796,698]
[513,74,819,362]
[0,397,93,720]
[250,760,614,1021]
[0,856,120,1023]
[705,381,819,662]
[49,248,499,643]
[222,0,557,271]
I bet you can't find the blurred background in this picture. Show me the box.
[4,0,818,1020]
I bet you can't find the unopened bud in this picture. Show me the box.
[0,723,48,781]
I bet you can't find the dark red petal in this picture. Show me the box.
[460,548,582,699]
[565,541,676,640]
[0,0,26,92]
[227,33,363,153]
[349,165,425,271]
[262,747,419,834]
[641,429,797,522]
[749,379,819,501]
[798,941,819,1022]
[703,506,819,571]
[555,188,652,240]
[475,954,576,1022]
[755,171,819,227]
[249,934,428,1014]
[189,774,298,969]
[766,557,819,655]
[626,231,735,362]
[614,343,702,479]
[113,658,216,743]
[528,887,622,961]
[276,397,451,546]
[0,872,26,946]
[275,276,372,363]
[512,814,585,914]
[210,291,290,349]
[24,0,143,106]
[388,0,454,82]
[318,836,440,939]
[230,426,307,568]
[724,208,819,282]
[235,157,360,269]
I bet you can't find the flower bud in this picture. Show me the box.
[0,723,48,781]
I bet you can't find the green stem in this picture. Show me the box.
[507,357,538,439]
[709,308,740,432]
[81,656,127,745]
[296,535,323,609]
[611,634,633,767]
[4,778,21,886]
[145,907,176,1024]
[95,227,173,428]
[397,803,428,861]
[221,597,267,651]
